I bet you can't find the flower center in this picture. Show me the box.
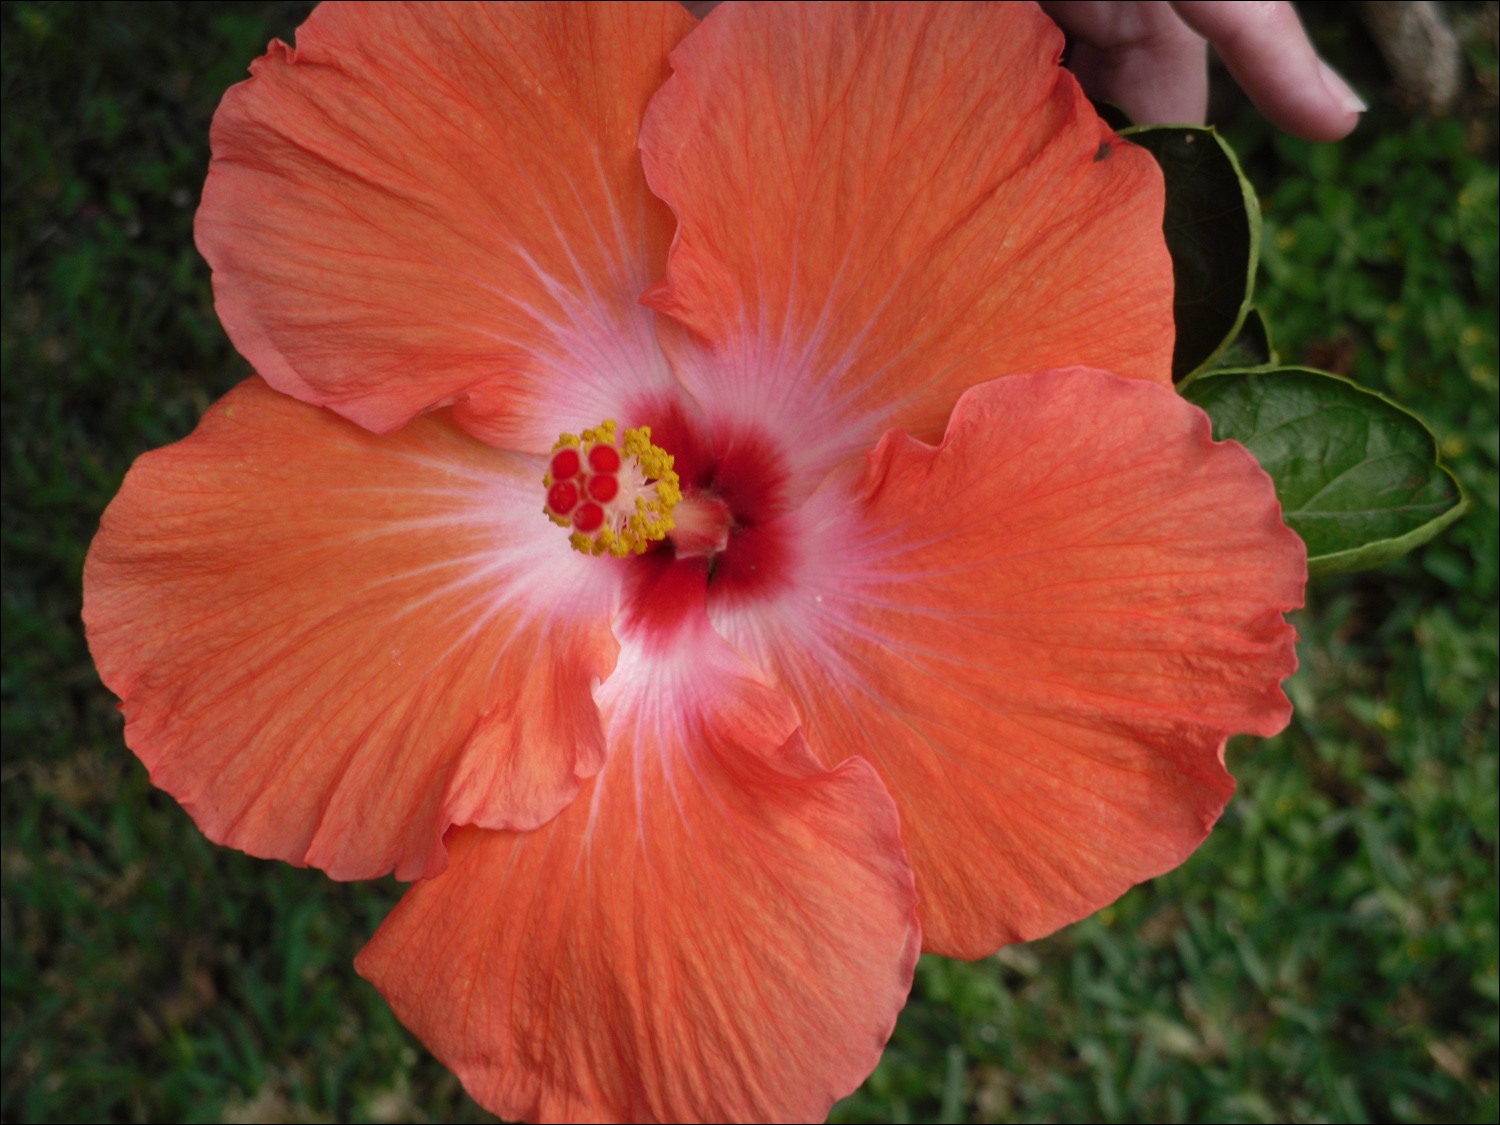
[543,420,681,557]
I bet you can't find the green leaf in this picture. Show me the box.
[1122,125,1260,382]
[1205,307,1275,372]
[1087,97,1134,133]
[1183,367,1469,576]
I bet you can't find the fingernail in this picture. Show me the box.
[1317,59,1368,115]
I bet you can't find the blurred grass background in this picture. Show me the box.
[2,2,1496,1121]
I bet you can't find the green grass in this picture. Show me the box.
[3,2,1496,1122]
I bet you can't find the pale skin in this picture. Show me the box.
[685,1,1365,142]
[1037,1,1363,139]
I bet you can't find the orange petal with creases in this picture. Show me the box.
[357,560,919,1124]
[197,1,696,448]
[710,368,1305,958]
[83,378,618,881]
[640,1,1173,476]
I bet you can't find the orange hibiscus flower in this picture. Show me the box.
[83,3,1305,1121]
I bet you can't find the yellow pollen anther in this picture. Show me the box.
[543,419,680,558]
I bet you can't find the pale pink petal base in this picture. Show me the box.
[84,378,618,881]
[711,368,1306,958]
[358,560,920,1124]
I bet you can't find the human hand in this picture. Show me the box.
[1039,1,1365,140]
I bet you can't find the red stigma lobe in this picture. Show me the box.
[587,474,620,503]
[573,502,605,533]
[546,480,579,514]
[588,445,622,474]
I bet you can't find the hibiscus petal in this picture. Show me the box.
[640,1,1174,476]
[356,559,919,1124]
[197,1,696,448]
[83,378,618,881]
[710,369,1305,958]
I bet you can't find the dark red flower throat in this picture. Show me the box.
[620,398,796,631]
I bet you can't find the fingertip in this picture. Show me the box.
[1174,0,1363,142]
[1266,58,1363,141]
[1256,96,1363,144]
[1317,59,1369,116]
[1310,58,1367,140]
